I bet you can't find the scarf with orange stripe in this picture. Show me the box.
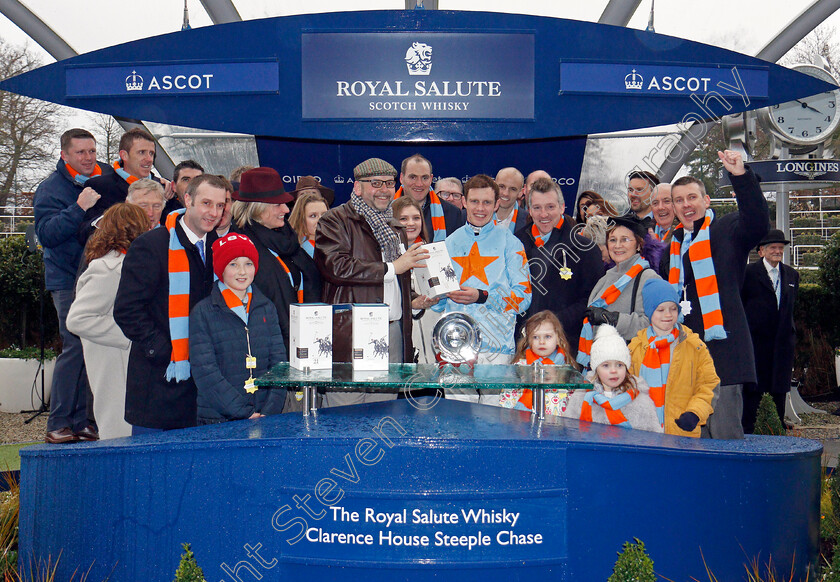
[395,188,446,242]
[112,160,141,185]
[165,209,193,382]
[219,281,252,324]
[638,326,678,428]
[64,161,102,185]
[301,238,316,258]
[653,225,671,241]
[268,249,304,303]
[531,217,564,248]
[512,348,567,411]
[580,385,639,428]
[496,207,519,233]
[576,256,649,367]
[668,209,726,340]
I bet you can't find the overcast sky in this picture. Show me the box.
[3,0,835,61]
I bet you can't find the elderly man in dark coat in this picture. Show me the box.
[741,229,799,432]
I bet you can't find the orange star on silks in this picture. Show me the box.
[519,279,532,295]
[516,250,528,266]
[452,242,498,285]
[503,292,525,313]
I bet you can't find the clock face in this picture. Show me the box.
[766,64,840,146]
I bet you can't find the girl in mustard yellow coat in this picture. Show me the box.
[628,279,719,438]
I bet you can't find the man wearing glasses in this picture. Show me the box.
[396,154,464,241]
[315,158,429,401]
[626,170,659,221]
[434,177,464,210]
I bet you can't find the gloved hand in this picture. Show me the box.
[675,412,700,432]
[586,306,619,327]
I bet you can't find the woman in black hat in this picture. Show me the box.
[583,215,663,343]
[231,167,322,360]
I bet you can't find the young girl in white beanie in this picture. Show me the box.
[563,324,663,433]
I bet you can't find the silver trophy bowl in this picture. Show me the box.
[432,313,481,365]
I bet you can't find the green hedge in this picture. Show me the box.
[792,235,840,395]
[794,234,823,246]
[799,252,822,267]
[793,216,819,228]
[794,284,838,396]
[0,236,58,350]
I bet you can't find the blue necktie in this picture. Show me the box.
[196,239,206,264]
[771,267,780,307]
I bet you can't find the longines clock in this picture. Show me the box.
[760,63,840,147]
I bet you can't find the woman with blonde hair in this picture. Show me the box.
[391,195,440,365]
[288,189,329,257]
[67,203,149,439]
[232,168,322,361]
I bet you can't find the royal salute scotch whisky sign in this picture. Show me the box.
[301,33,534,120]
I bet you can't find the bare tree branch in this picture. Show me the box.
[0,39,60,207]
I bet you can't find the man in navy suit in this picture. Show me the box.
[741,229,799,433]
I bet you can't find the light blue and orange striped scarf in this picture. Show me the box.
[514,348,567,411]
[668,209,726,340]
[112,160,141,185]
[219,281,252,324]
[576,256,649,368]
[64,161,101,185]
[165,209,192,382]
[638,326,679,428]
[581,385,639,428]
[301,238,316,258]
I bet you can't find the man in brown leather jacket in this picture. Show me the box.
[315,158,428,406]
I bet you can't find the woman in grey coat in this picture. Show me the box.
[584,215,661,342]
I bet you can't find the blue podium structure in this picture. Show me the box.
[19,399,820,581]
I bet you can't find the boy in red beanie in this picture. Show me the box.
[189,232,287,424]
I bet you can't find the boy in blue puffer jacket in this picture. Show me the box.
[190,233,287,424]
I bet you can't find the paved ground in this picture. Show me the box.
[823,439,840,469]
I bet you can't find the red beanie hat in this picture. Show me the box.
[212,233,259,281]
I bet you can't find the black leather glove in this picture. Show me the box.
[675,412,700,432]
[587,306,619,326]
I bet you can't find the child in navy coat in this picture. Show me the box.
[190,233,287,424]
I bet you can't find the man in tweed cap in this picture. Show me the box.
[315,158,428,406]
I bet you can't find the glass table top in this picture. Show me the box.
[257,363,592,392]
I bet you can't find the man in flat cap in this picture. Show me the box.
[315,158,428,406]
[741,229,799,432]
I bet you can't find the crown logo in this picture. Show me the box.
[334,175,345,184]
[125,70,144,92]
[624,69,643,90]
[405,42,433,76]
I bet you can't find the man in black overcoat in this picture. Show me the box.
[516,176,602,353]
[741,229,799,432]
[114,174,227,433]
[658,150,769,439]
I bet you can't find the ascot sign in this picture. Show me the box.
[302,33,534,120]
[559,62,768,98]
[65,61,279,97]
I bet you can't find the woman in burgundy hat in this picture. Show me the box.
[231,167,322,361]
